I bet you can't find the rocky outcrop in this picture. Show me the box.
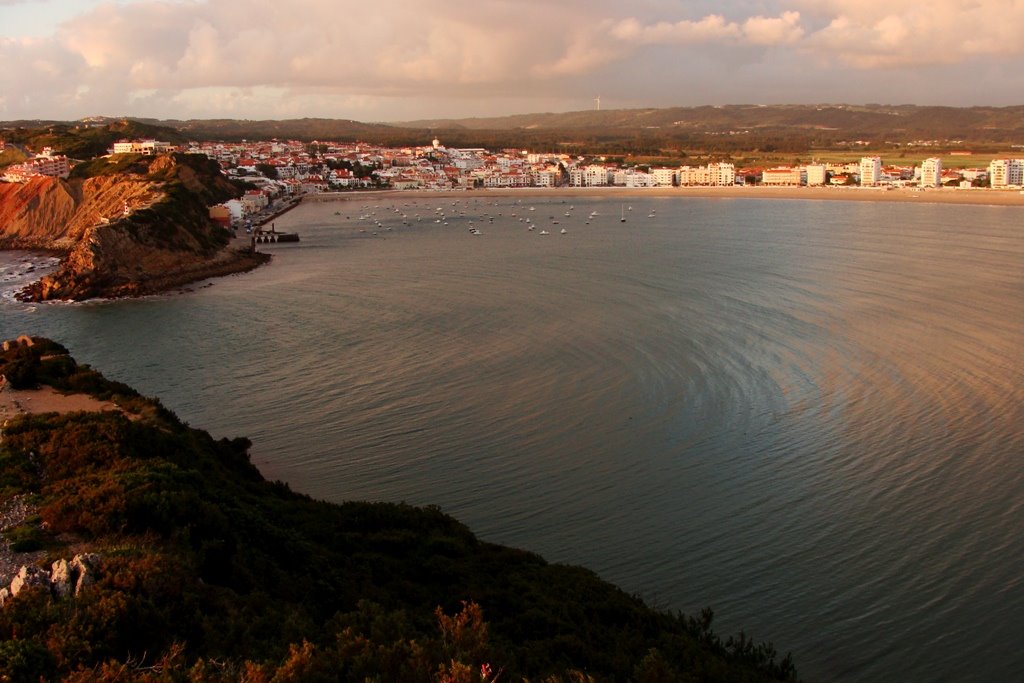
[1,153,270,301]
[0,553,100,607]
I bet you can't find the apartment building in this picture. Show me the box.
[651,168,677,186]
[761,167,803,186]
[804,164,827,186]
[920,158,943,188]
[988,159,1024,188]
[112,140,172,155]
[859,156,882,186]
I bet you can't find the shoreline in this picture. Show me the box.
[302,185,1024,208]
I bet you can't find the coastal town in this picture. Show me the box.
[3,135,1024,228]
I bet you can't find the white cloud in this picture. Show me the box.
[742,11,804,46]
[610,15,741,44]
[0,0,1022,120]
[796,0,1024,67]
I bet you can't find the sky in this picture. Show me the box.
[1,0,1023,122]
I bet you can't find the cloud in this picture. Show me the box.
[795,0,1024,67]
[742,11,804,46]
[0,0,1022,120]
[610,15,741,44]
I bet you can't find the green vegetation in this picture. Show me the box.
[0,118,183,159]
[67,153,153,179]
[0,145,29,170]
[7,106,1023,168]
[153,104,1024,159]
[0,339,799,682]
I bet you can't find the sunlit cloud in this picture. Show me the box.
[0,0,1021,120]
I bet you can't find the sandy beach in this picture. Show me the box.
[306,185,1024,208]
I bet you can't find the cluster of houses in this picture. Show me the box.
[4,138,1024,227]
[1,147,71,183]
[179,138,1024,193]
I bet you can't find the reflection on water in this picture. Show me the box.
[2,197,1022,681]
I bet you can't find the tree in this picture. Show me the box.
[255,163,278,180]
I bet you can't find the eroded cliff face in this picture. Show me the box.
[0,154,269,300]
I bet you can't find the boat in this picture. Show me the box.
[560,228,567,234]
[539,229,550,235]
[620,205,626,223]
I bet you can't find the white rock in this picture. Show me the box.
[50,558,72,598]
[10,565,48,597]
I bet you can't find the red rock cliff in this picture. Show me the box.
[0,154,269,300]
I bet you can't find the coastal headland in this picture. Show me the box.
[0,153,269,301]
[0,336,798,681]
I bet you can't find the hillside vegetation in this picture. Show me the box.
[6,104,1023,162]
[0,338,799,682]
[0,119,184,160]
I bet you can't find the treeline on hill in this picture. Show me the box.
[0,118,185,160]
[5,104,1024,163]
[0,338,800,683]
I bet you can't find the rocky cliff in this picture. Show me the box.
[0,153,269,300]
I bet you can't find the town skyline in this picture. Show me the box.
[2,0,1024,123]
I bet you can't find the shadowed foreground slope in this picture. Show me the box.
[0,338,798,682]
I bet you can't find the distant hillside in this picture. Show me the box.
[137,105,1024,157]
[6,104,1023,160]
[395,104,1024,142]
[145,117,420,145]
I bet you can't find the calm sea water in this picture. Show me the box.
[3,195,1022,681]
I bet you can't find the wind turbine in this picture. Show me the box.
[594,95,601,111]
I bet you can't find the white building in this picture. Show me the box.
[624,171,654,188]
[761,167,803,186]
[708,162,736,186]
[533,169,560,187]
[651,168,677,187]
[570,165,611,187]
[2,149,71,181]
[804,164,827,186]
[678,165,711,186]
[859,156,882,186]
[920,158,943,188]
[112,139,171,155]
[988,159,1024,188]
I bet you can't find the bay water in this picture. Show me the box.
[2,195,1022,681]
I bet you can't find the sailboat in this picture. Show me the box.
[620,205,626,223]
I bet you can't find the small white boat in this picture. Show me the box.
[560,228,567,234]
[539,229,550,235]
